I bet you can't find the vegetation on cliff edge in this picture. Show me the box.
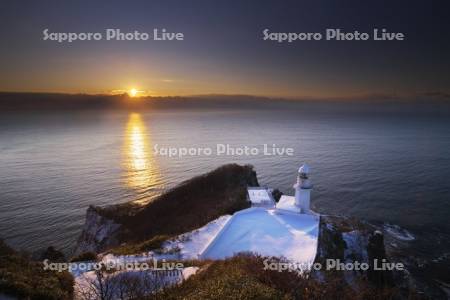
[98,164,258,247]
[153,254,409,300]
[0,239,73,300]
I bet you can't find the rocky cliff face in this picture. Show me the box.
[313,215,414,297]
[315,215,447,299]
[73,206,122,256]
[315,216,376,283]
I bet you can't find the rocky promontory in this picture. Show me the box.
[74,164,258,255]
[72,164,446,299]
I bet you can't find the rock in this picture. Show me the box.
[271,189,283,202]
[40,246,66,262]
[316,216,397,288]
[247,168,259,187]
[73,206,121,256]
[367,231,394,287]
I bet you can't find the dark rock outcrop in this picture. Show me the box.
[39,246,66,262]
[315,216,406,295]
[271,189,283,202]
[367,230,394,287]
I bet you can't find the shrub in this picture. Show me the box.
[152,254,407,300]
[110,235,171,255]
[0,239,73,299]
[98,164,257,246]
[70,251,97,262]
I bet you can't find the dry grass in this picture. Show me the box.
[152,254,410,300]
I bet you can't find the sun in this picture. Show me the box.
[129,88,138,97]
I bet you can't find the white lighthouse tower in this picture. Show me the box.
[294,164,313,213]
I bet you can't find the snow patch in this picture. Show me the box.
[276,195,301,213]
[342,230,368,261]
[164,215,232,259]
[383,223,415,241]
[201,208,319,268]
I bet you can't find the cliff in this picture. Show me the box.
[74,164,258,255]
[315,216,396,288]
[73,164,446,299]
[315,215,447,299]
[73,206,122,255]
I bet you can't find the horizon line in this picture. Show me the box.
[1,90,450,102]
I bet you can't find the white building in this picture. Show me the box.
[247,187,275,207]
[200,164,319,265]
[276,164,313,214]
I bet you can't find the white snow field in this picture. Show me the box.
[71,209,319,298]
[164,215,232,259]
[200,207,319,264]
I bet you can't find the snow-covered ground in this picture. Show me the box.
[71,216,233,299]
[201,207,319,265]
[276,195,301,213]
[88,208,319,270]
[71,207,320,298]
[164,215,232,259]
[81,214,232,270]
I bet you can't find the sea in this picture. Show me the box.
[0,100,449,279]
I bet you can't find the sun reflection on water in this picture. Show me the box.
[123,113,162,204]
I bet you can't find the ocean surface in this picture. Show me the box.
[0,102,449,265]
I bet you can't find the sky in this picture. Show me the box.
[0,0,449,98]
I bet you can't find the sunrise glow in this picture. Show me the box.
[129,88,138,97]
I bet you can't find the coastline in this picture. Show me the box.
[70,164,447,298]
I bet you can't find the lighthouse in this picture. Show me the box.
[294,164,313,213]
